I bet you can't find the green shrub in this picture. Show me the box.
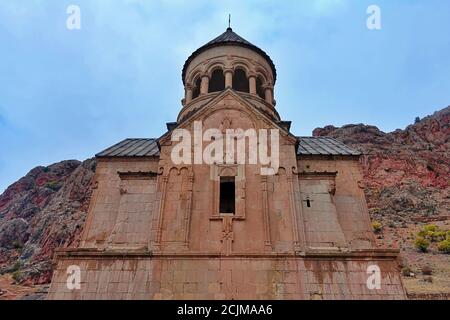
[45,180,60,192]
[12,270,21,283]
[372,221,383,234]
[11,261,21,272]
[12,240,23,249]
[414,237,430,252]
[426,230,435,237]
[431,231,446,242]
[424,224,437,233]
[437,239,450,254]
[417,230,427,238]
[417,225,449,243]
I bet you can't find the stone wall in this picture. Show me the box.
[297,157,375,250]
[80,158,159,250]
[48,252,406,300]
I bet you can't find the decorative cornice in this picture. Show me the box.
[54,248,400,260]
[297,171,338,179]
[117,171,158,180]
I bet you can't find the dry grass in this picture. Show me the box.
[0,274,43,300]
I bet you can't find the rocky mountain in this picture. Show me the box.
[0,160,96,286]
[314,106,449,225]
[0,106,448,299]
[314,106,450,296]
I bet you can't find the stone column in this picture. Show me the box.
[185,84,193,104]
[224,68,233,88]
[200,75,209,95]
[248,74,257,95]
[264,85,274,104]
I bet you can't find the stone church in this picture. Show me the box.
[48,27,406,300]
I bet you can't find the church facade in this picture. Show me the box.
[48,28,406,300]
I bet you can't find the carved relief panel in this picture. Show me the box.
[107,172,157,249]
[298,173,347,249]
[159,167,193,251]
[267,168,295,252]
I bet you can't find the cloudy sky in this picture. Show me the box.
[1,0,449,192]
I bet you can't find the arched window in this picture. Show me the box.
[209,69,225,93]
[192,77,201,100]
[232,68,249,93]
[256,76,265,99]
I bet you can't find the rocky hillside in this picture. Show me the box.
[314,106,450,296]
[0,160,96,287]
[0,106,448,299]
[314,106,449,224]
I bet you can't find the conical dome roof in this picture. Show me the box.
[182,28,277,84]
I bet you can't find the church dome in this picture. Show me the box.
[182,27,277,85]
[180,27,279,119]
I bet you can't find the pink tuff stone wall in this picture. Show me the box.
[48,255,406,300]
